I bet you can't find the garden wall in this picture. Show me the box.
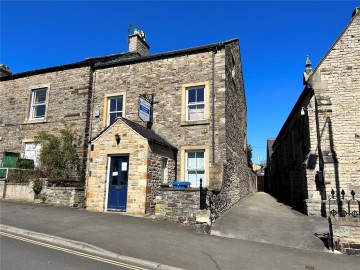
[0,179,85,208]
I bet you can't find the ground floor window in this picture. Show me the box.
[24,143,41,167]
[185,150,205,187]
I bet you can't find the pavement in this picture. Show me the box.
[1,192,360,270]
[212,192,330,251]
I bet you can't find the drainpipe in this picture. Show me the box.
[212,47,217,164]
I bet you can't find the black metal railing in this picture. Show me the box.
[199,178,229,221]
[199,178,207,210]
[328,189,359,218]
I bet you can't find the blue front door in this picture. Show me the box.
[107,156,129,211]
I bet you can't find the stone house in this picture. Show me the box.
[267,8,360,216]
[0,30,256,221]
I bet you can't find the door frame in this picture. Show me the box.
[104,154,129,212]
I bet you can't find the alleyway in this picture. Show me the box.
[211,192,329,251]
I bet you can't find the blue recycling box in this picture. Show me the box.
[172,181,191,188]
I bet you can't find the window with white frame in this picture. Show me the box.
[29,88,47,120]
[186,86,205,121]
[24,143,42,167]
[185,150,205,187]
[107,96,123,125]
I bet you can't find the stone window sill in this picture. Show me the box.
[180,119,210,126]
[159,187,201,192]
[22,119,47,125]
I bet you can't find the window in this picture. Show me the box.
[103,93,126,127]
[24,143,41,167]
[108,96,123,125]
[29,88,47,120]
[181,82,209,124]
[161,158,169,183]
[186,87,205,121]
[185,150,205,187]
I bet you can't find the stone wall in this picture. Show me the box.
[268,10,360,216]
[4,182,34,201]
[212,41,256,216]
[307,12,360,202]
[147,143,176,213]
[0,66,93,180]
[155,188,200,223]
[330,217,360,255]
[1,179,85,207]
[91,48,227,187]
[87,120,149,214]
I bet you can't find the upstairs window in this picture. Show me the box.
[186,86,205,121]
[29,88,47,120]
[108,96,123,125]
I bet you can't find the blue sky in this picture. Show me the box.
[1,1,358,163]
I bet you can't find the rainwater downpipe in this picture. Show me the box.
[212,47,218,164]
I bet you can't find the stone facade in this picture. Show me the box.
[155,188,201,223]
[87,119,176,214]
[267,9,360,216]
[1,30,254,220]
[330,217,360,255]
[0,65,92,180]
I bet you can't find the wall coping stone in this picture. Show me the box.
[159,187,200,192]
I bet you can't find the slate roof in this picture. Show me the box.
[91,117,177,150]
[1,38,238,80]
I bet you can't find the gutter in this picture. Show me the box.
[212,47,218,163]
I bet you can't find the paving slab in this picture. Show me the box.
[211,192,330,251]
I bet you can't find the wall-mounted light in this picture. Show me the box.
[115,133,120,145]
[301,107,308,116]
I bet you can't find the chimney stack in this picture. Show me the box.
[128,29,150,56]
[0,64,12,77]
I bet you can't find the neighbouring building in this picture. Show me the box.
[0,30,256,221]
[267,8,360,216]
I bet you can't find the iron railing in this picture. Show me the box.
[328,189,359,218]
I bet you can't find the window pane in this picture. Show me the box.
[188,89,196,103]
[187,171,197,185]
[116,97,123,111]
[196,152,204,169]
[196,88,204,102]
[109,113,117,125]
[110,98,116,112]
[35,90,46,104]
[188,105,204,121]
[187,152,196,169]
[197,171,205,184]
[120,171,127,185]
[115,112,122,119]
[35,105,46,118]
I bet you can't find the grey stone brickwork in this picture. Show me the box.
[268,9,360,216]
[1,36,254,220]
[155,188,201,223]
[147,143,176,212]
[330,217,360,255]
[1,179,85,208]
[0,66,93,181]
[128,33,150,56]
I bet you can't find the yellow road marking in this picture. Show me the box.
[0,231,149,270]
